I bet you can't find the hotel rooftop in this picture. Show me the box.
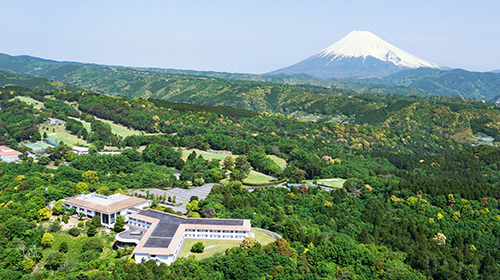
[116,209,253,264]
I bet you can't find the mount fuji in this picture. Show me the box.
[269,30,443,79]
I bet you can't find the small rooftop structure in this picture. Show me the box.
[47,118,65,126]
[0,146,22,162]
[72,146,89,155]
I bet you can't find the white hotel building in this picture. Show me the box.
[115,209,253,265]
[63,193,150,228]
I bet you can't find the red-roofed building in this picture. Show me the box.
[0,146,22,162]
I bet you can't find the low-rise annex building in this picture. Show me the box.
[0,146,22,162]
[72,146,89,155]
[115,209,253,265]
[63,193,150,228]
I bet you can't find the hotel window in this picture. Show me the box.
[223,230,234,233]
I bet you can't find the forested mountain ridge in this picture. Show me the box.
[2,52,500,102]
[1,86,500,279]
[2,61,500,143]
[370,68,500,101]
[0,69,86,92]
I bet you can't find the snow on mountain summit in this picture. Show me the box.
[269,30,442,79]
[316,30,441,69]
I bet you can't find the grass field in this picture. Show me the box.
[268,155,287,168]
[40,125,87,146]
[181,148,232,161]
[304,178,346,188]
[252,230,277,245]
[14,96,44,108]
[179,229,276,259]
[243,170,275,185]
[68,116,143,138]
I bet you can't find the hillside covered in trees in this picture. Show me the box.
[2,56,500,143]
[0,86,499,279]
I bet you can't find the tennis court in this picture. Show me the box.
[23,142,53,151]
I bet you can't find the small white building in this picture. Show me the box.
[115,209,253,265]
[72,146,89,155]
[0,146,22,162]
[63,193,150,228]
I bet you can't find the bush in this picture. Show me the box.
[62,215,69,224]
[59,241,68,253]
[49,221,62,233]
[87,225,97,237]
[79,250,100,263]
[82,238,104,253]
[113,215,125,233]
[68,227,81,237]
[42,233,54,248]
[91,215,102,227]
[78,221,84,227]
[191,242,205,253]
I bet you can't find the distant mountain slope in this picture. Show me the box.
[0,69,85,92]
[269,31,442,79]
[372,68,500,100]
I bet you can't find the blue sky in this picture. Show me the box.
[1,0,499,73]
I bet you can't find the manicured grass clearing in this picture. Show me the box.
[179,229,276,259]
[267,155,286,167]
[68,116,143,138]
[304,178,346,188]
[14,96,44,108]
[41,125,87,146]
[244,170,275,184]
[181,148,232,161]
[180,239,241,259]
[252,230,276,245]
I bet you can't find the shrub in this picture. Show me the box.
[59,241,68,253]
[82,238,104,253]
[78,221,84,227]
[87,225,97,237]
[49,221,62,233]
[91,215,102,227]
[62,215,69,224]
[113,215,126,233]
[42,233,54,248]
[68,227,81,237]
[191,242,205,253]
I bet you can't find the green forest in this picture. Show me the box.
[0,83,499,279]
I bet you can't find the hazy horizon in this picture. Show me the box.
[2,0,499,74]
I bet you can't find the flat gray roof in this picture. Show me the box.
[138,209,244,249]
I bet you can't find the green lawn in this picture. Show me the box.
[243,170,275,185]
[68,116,143,138]
[179,229,276,259]
[304,178,346,188]
[267,155,287,168]
[252,229,276,245]
[181,148,233,161]
[41,125,88,146]
[14,96,44,108]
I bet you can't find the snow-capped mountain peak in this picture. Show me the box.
[316,30,441,69]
